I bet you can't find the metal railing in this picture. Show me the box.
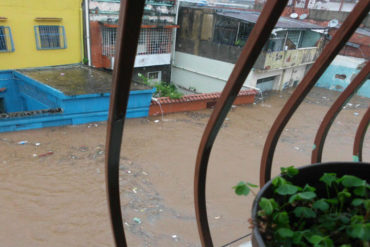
[105,0,370,246]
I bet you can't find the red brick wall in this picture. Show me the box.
[149,94,255,116]
[90,21,111,68]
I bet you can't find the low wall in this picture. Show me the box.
[149,90,257,116]
[0,70,155,132]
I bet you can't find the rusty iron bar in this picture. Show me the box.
[311,61,370,163]
[260,0,370,186]
[353,107,370,162]
[105,1,146,247]
[194,0,288,246]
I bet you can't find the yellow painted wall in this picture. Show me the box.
[0,0,83,70]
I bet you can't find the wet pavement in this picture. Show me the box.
[20,65,150,96]
[0,87,369,247]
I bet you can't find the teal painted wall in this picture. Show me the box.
[315,56,369,98]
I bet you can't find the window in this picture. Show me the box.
[137,28,172,55]
[147,71,162,82]
[235,22,253,47]
[102,27,117,57]
[0,26,15,52]
[213,16,238,46]
[101,27,172,57]
[34,25,66,50]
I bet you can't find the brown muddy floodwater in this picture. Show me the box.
[19,65,150,96]
[0,87,369,247]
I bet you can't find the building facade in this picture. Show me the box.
[0,0,83,70]
[88,0,178,83]
[172,6,326,94]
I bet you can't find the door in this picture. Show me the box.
[256,76,276,92]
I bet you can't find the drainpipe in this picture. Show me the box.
[171,0,181,66]
[339,0,344,12]
[84,0,92,66]
[304,0,309,9]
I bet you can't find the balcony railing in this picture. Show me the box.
[104,0,370,246]
[253,47,320,71]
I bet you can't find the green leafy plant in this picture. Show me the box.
[234,166,370,247]
[138,73,183,99]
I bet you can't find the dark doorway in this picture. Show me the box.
[0,98,5,113]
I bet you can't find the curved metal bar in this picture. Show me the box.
[311,62,370,163]
[259,0,370,186]
[353,107,370,162]
[105,1,145,247]
[194,1,288,246]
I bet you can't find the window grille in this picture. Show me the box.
[101,27,172,57]
[102,27,117,57]
[213,16,238,45]
[0,26,15,52]
[34,25,67,50]
[137,28,172,55]
[235,22,254,47]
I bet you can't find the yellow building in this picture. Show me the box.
[0,0,83,70]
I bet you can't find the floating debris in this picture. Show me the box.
[214,216,221,220]
[38,151,54,157]
[154,120,160,123]
[17,141,28,145]
[35,142,41,146]
[354,112,359,116]
[133,217,142,224]
[294,146,300,151]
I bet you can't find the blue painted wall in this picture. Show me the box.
[0,71,24,112]
[316,56,369,98]
[0,70,155,132]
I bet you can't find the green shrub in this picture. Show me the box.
[138,73,183,99]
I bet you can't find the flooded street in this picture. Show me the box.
[0,87,369,247]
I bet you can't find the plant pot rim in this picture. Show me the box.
[251,161,370,247]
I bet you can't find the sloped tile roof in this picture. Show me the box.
[151,89,257,105]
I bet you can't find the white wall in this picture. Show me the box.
[171,52,284,93]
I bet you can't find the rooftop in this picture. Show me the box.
[217,11,326,29]
[19,65,150,96]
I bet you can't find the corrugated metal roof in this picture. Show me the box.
[217,11,326,29]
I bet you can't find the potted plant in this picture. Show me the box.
[234,162,370,247]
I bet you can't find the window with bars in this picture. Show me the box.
[235,22,253,47]
[0,26,15,52]
[213,16,238,46]
[101,27,172,57]
[34,25,67,50]
[265,30,304,52]
[102,27,117,57]
[137,28,172,55]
